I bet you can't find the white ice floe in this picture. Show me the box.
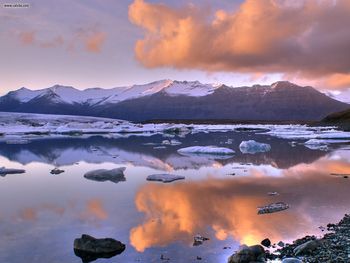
[146,173,185,183]
[302,138,350,151]
[239,140,271,154]
[2,112,350,145]
[177,146,235,157]
[162,139,182,146]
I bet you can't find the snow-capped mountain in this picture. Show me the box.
[5,80,219,106]
[0,80,348,122]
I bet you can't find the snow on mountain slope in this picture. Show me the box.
[102,79,173,104]
[10,87,44,102]
[5,80,220,105]
[164,80,219,96]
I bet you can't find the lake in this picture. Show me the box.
[0,129,350,262]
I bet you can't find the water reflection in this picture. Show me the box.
[0,132,349,262]
[131,154,350,252]
[0,132,329,169]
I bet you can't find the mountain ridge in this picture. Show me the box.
[0,80,348,122]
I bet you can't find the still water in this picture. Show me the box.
[0,130,349,262]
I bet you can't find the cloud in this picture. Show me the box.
[129,0,350,89]
[19,31,36,45]
[15,29,106,53]
[84,32,107,53]
[130,156,350,252]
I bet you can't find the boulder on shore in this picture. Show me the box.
[293,240,320,256]
[227,244,265,263]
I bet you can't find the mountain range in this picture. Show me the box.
[0,80,348,122]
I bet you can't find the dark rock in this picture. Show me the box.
[0,167,25,176]
[257,202,289,214]
[74,234,125,263]
[227,244,265,263]
[193,235,210,246]
[84,167,126,183]
[293,240,320,256]
[261,238,271,247]
[277,241,285,247]
[50,167,64,175]
[160,254,170,260]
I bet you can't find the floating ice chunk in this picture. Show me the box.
[84,167,126,183]
[177,146,235,156]
[5,139,30,144]
[0,167,25,176]
[239,140,271,154]
[225,139,233,144]
[146,174,185,183]
[50,168,64,175]
[303,139,329,151]
[162,139,182,146]
[258,202,289,214]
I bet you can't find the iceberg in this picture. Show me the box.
[177,146,235,157]
[239,140,271,154]
[146,174,185,183]
[303,139,329,151]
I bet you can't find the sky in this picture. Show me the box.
[1,0,350,101]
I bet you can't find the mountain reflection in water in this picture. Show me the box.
[0,130,349,262]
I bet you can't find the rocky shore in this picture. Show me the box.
[228,214,350,262]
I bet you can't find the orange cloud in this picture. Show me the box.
[19,31,35,45]
[129,0,350,89]
[16,29,106,53]
[130,156,350,252]
[325,73,350,88]
[85,199,108,220]
[85,32,106,53]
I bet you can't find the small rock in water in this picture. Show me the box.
[0,167,25,176]
[74,234,125,262]
[196,256,202,260]
[257,202,289,215]
[84,167,126,183]
[193,235,209,246]
[160,254,170,260]
[261,238,271,247]
[147,174,185,183]
[50,168,64,175]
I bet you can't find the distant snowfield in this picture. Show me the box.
[1,112,350,147]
